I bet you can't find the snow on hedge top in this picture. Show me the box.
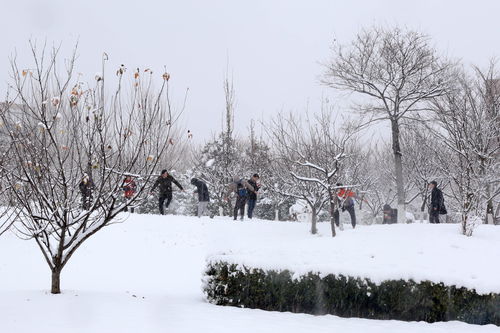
[207,223,500,295]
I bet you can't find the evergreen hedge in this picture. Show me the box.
[204,261,500,326]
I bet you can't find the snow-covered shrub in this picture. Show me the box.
[204,261,500,325]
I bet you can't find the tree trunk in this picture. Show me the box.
[51,268,62,294]
[485,197,494,224]
[495,203,500,225]
[391,119,406,223]
[311,207,318,235]
[461,214,467,236]
[328,193,337,237]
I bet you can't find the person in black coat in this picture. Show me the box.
[247,174,260,219]
[150,170,184,215]
[428,180,444,224]
[79,173,94,210]
[191,178,210,217]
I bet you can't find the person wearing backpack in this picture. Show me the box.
[225,177,255,221]
[334,183,358,228]
[247,174,261,219]
[428,180,446,223]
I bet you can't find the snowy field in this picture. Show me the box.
[0,214,499,333]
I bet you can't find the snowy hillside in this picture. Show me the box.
[0,214,498,332]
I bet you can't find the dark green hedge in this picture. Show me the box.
[204,261,500,326]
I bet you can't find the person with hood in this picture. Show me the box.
[150,170,184,215]
[79,173,94,210]
[191,178,210,217]
[334,183,357,229]
[225,177,255,221]
[428,180,445,224]
[247,174,261,219]
[122,175,137,213]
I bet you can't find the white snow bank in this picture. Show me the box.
[208,223,500,295]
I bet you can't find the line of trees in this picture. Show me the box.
[190,26,499,237]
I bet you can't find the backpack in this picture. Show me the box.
[237,181,248,197]
[438,189,447,215]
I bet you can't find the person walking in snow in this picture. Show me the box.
[122,175,137,213]
[226,177,255,221]
[150,170,184,215]
[79,173,94,210]
[334,183,357,228]
[246,174,261,219]
[428,180,445,224]
[191,178,210,217]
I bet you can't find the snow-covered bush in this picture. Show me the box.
[204,261,500,325]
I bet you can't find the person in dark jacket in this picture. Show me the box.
[191,178,210,217]
[226,177,255,221]
[79,173,94,210]
[150,170,184,215]
[247,174,260,219]
[428,180,444,224]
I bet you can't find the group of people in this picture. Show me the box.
[148,170,262,220]
[224,174,261,220]
[115,169,261,220]
[78,169,446,224]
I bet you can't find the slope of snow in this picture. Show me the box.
[0,214,498,333]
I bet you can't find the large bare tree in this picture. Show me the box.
[0,42,186,293]
[322,26,454,223]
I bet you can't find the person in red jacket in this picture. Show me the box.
[334,183,357,228]
[122,175,137,213]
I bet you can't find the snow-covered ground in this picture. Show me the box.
[0,214,498,333]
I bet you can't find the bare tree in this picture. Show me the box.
[192,72,242,216]
[430,65,499,235]
[322,26,455,224]
[476,61,500,224]
[0,111,16,235]
[267,108,359,236]
[0,42,186,293]
[267,149,328,234]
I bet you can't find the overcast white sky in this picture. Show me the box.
[1,0,500,141]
